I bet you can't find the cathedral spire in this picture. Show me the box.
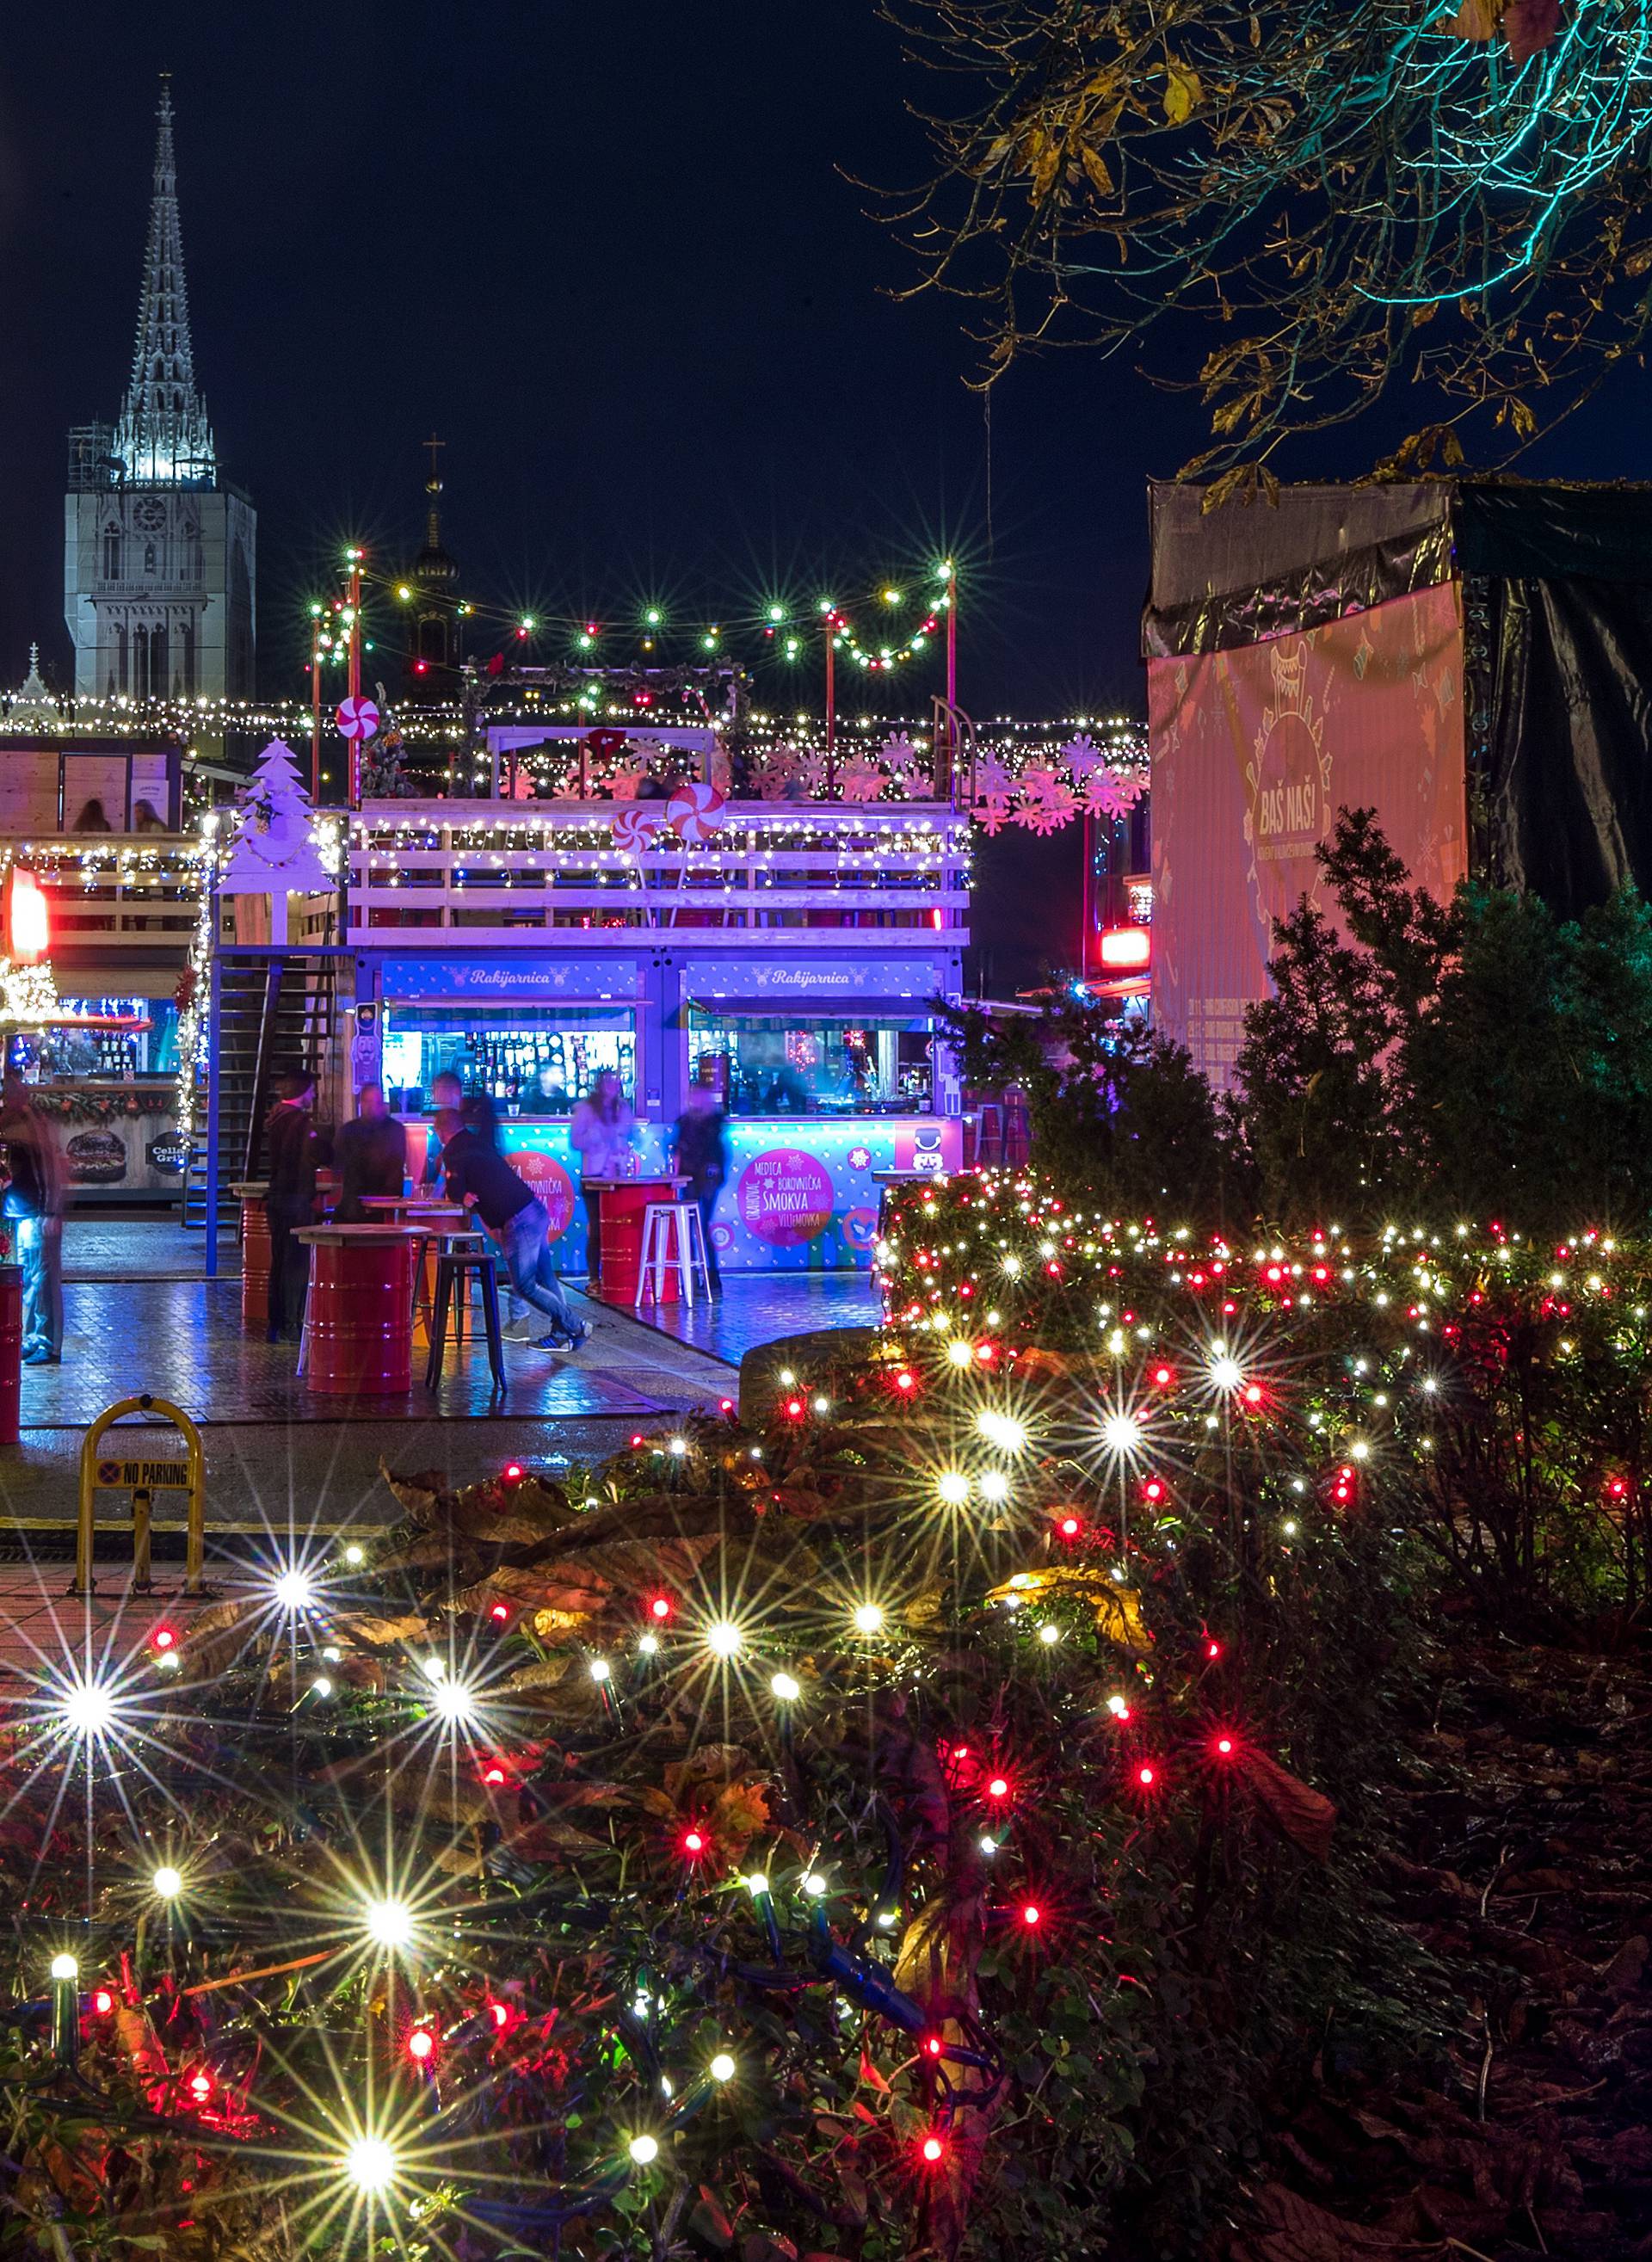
[113,75,216,487]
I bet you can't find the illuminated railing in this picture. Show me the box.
[347,800,971,942]
[12,836,208,947]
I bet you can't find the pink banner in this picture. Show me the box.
[1149,583,1468,1084]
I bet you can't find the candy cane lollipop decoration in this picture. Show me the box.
[611,805,667,852]
[666,782,727,842]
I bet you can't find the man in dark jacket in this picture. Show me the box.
[441,1096,590,1352]
[264,1071,329,1343]
[332,1083,408,1222]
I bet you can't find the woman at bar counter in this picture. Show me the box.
[569,1068,636,1283]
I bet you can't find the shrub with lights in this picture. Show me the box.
[14,1174,1649,2256]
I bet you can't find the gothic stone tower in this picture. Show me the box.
[64,77,256,702]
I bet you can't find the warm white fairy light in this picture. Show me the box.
[935,1470,970,1506]
[428,1677,480,1727]
[151,1865,182,1899]
[58,1676,118,1738]
[976,1409,1027,1453]
[346,2136,398,2193]
[273,1565,316,1612]
[769,1670,801,1701]
[852,1602,885,1635]
[363,1898,414,1951]
[706,1620,743,1659]
[627,2134,660,2166]
[1100,1410,1143,1457]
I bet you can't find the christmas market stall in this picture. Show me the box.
[346,724,971,1276]
[0,745,206,1204]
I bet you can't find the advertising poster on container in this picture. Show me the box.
[1149,581,1468,1086]
[493,1118,961,1273]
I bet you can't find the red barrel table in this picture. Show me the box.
[233,1180,270,1334]
[0,1262,22,1445]
[294,1225,415,1395]
[583,1174,692,1304]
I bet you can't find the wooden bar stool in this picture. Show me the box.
[635,1201,712,1309]
[425,1247,506,1393]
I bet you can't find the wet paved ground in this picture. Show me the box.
[0,1224,870,1556]
[623,1273,880,1364]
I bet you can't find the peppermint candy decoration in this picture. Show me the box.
[666,781,727,842]
[611,805,667,852]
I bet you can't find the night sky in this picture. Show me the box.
[5,5,1652,983]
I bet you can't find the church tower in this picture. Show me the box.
[63,77,256,702]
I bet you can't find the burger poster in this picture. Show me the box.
[45,1102,188,1194]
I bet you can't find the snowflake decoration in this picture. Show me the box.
[878,733,924,792]
[838,754,886,804]
[848,1146,872,1171]
[1061,733,1104,781]
[1076,766,1148,821]
[971,795,1014,836]
[974,755,1014,803]
[607,764,646,802]
[1014,767,1079,834]
[756,747,803,801]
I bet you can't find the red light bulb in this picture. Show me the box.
[629,1433,645,1450]
[1136,1762,1156,1789]
[894,1369,916,1392]
[92,1988,114,2016]
[483,1764,506,1784]
[1242,1383,1264,1406]
[1057,1514,1082,1539]
[1020,1902,1042,1928]
[490,1602,509,1624]
[985,1775,1009,1802]
[188,2070,213,2101]
[502,1462,525,1483]
[649,1595,672,1622]
[922,2033,944,2058]
[1151,1365,1174,1388]
[1205,1639,1221,1661]
[490,2001,510,2030]
[151,1625,176,1652]
[1143,1477,1165,1504]
[719,1398,735,1415]
[921,2133,946,2166]
[1214,1735,1235,1758]
[786,1397,804,1419]
[681,1827,707,1858]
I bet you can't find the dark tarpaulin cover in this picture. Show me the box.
[1143,480,1453,659]
[1479,574,1652,912]
[1143,476,1652,914]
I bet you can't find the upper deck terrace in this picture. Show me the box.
[346,798,971,949]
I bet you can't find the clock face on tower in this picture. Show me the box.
[133,498,168,531]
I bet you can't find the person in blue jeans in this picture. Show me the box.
[0,1078,64,1364]
[440,1096,590,1353]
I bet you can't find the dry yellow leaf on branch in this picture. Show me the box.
[1162,61,1204,126]
[983,1567,1152,1653]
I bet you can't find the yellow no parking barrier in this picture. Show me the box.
[74,1394,206,1599]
